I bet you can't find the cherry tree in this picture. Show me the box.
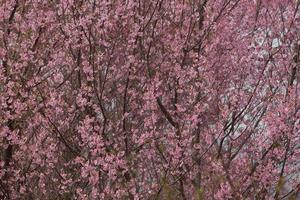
[1,0,300,199]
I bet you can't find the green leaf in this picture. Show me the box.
[195,187,204,200]
[275,176,285,196]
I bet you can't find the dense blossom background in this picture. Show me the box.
[1,0,300,199]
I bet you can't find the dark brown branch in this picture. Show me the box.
[156,98,179,129]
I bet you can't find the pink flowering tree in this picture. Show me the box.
[1,0,300,199]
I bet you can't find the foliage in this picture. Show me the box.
[1,0,300,199]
